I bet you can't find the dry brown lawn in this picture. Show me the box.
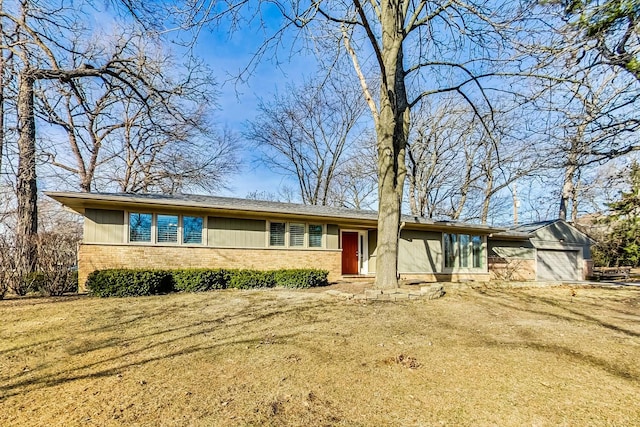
[1,284,639,426]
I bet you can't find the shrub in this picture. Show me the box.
[227,269,276,289]
[66,270,79,294]
[36,232,79,296]
[24,272,47,294]
[172,269,228,292]
[85,268,329,297]
[273,269,329,288]
[0,273,6,300]
[86,269,173,297]
[0,236,29,296]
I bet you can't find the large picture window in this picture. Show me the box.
[128,212,203,245]
[129,213,152,242]
[444,233,484,269]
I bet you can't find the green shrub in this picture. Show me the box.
[227,269,276,289]
[86,269,173,297]
[31,270,79,296]
[24,272,47,294]
[66,271,79,294]
[273,269,329,288]
[85,268,329,297]
[172,269,228,292]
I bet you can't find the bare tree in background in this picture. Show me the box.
[246,77,365,205]
[178,0,520,289]
[37,30,237,194]
[1,1,222,273]
[407,100,543,224]
[407,101,481,220]
[329,137,378,209]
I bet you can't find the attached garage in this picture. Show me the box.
[489,219,594,282]
[536,249,582,281]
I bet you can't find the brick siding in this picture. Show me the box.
[488,258,536,281]
[78,244,342,291]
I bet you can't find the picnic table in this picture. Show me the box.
[592,266,631,280]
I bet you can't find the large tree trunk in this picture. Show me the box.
[559,151,577,221]
[16,70,38,272]
[374,3,409,289]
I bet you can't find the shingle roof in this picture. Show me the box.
[491,219,561,240]
[45,191,504,233]
[509,220,558,234]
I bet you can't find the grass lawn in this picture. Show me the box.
[1,284,639,426]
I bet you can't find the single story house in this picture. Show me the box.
[45,192,593,289]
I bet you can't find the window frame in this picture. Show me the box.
[126,211,205,246]
[442,233,486,272]
[156,214,179,245]
[128,212,153,244]
[182,215,205,245]
[308,223,324,248]
[267,220,326,249]
[269,221,286,247]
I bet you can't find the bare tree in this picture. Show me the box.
[122,1,540,287]
[407,101,482,220]
[1,1,211,272]
[406,99,543,224]
[246,77,365,205]
[37,31,238,194]
[328,137,378,209]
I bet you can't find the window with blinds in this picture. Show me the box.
[308,224,323,247]
[183,216,203,244]
[289,223,305,247]
[157,214,179,243]
[270,222,285,246]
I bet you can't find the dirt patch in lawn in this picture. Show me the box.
[1,285,639,426]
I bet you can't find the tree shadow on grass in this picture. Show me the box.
[477,289,640,339]
[462,289,640,383]
[0,295,337,400]
[485,339,638,382]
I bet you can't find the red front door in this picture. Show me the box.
[342,232,359,275]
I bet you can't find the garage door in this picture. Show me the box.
[536,249,581,281]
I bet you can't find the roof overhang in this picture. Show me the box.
[45,191,506,234]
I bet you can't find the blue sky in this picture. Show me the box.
[189,16,319,199]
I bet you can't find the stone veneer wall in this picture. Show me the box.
[78,244,342,291]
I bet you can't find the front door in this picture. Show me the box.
[342,232,359,275]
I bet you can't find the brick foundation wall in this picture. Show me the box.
[488,257,536,281]
[78,244,342,291]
